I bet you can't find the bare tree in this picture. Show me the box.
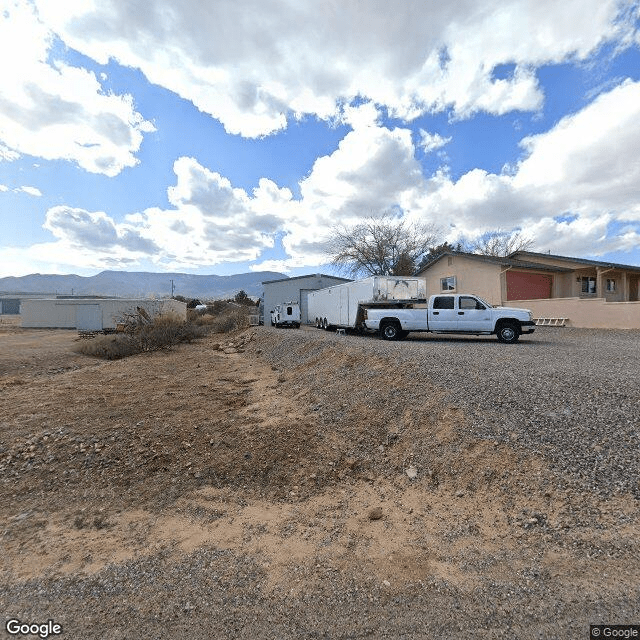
[326,212,442,277]
[471,230,533,257]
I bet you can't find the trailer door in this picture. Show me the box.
[339,287,349,325]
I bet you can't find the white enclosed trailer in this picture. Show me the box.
[307,276,427,330]
[270,301,301,328]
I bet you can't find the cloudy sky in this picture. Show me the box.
[1,0,640,278]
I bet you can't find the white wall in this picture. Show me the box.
[21,298,186,329]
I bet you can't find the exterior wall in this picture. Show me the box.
[263,275,350,324]
[20,298,186,329]
[418,256,503,305]
[511,252,640,302]
[506,297,640,329]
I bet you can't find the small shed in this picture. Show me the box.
[262,274,351,325]
[20,298,187,330]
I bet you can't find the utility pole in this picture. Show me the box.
[170,279,175,297]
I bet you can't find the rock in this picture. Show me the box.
[405,466,418,480]
[368,507,383,521]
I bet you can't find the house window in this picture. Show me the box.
[581,277,596,294]
[447,257,453,266]
[440,276,456,291]
[606,279,616,292]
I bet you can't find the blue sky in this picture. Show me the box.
[1,0,640,278]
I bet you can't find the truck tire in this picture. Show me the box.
[323,318,329,330]
[496,321,520,343]
[380,321,401,340]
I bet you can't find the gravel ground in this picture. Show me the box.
[1,324,638,639]
[266,325,640,500]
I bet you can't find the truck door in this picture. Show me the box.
[428,296,458,331]
[457,296,492,331]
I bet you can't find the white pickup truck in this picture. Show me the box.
[364,293,535,343]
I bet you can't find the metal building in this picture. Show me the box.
[20,298,186,330]
[262,274,351,325]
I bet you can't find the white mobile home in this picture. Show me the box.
[20,298,186,330]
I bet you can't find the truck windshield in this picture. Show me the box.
[475,296,493,308]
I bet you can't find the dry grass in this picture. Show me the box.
[189,304,252,333]
[75,313,201,360]
[76,308,252,360]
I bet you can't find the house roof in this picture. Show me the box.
[415,251,573,274]
[262,273,352,285]
[510,250,640,273]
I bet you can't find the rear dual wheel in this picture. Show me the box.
[380,321,402,340]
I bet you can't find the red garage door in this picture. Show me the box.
[507,271,552,300]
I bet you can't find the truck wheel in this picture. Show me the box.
[380,321,401,340]
[323,318,329,330]
[496,322,520,343]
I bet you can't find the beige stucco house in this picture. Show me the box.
[415,251,640,329]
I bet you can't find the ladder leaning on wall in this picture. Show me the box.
[534,317,568,327]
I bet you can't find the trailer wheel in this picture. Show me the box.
[380,321,401,340]
[496,321,520,343]
[323,318,329,330]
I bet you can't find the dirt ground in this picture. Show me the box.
[0,321,638,638]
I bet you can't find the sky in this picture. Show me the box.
[1,0,640,278]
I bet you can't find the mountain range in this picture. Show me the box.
[0,270,287,300]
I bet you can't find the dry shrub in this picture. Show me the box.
[75,334,140,360]
[75,313,203,360]
[204,307,251,333]
[189,304,252,333]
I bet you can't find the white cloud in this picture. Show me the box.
[17,185,42,196]
[413,80,640,256]
[33,0,637,137]
[0,143,19,161]
[0,0,154,176]
[0,184,8,192]
[418,129,451,153]
[44,206,160,254]
[16,73,640,273]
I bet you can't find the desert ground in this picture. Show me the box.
[0,317,638,639]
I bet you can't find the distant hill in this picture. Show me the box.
[0,270,287,300]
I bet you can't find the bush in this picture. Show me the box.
[75,334,141,360]
[76,307,252,360]
[76,313,202,360]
